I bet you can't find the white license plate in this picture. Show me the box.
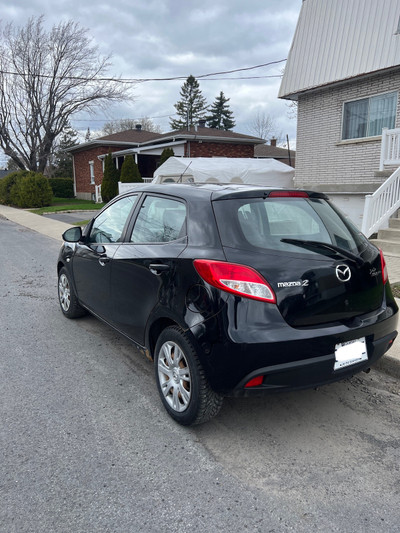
[334,337,368,371]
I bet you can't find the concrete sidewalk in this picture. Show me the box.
[1,203,400,379]
[0,204,71,241]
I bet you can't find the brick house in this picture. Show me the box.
[254,138,296,167]
[66,127,163,200]
[67,123,265,200]
[279,0,400,232]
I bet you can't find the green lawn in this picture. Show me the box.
[30,197,105,215]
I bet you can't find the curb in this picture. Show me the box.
[373,353,400,380]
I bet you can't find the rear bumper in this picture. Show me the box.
[230,330,397,397]
[189,291,398,394]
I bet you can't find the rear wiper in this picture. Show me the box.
[281,238,364,265]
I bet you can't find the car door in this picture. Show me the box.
[72,194,138,320]
[109,194,188,345]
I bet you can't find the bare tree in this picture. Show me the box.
[248,111,276,140]
[286,100,298,120]
[0,16,130,173]
[248,111,284,144]
[102,117,162,136]
[139,117,162,134]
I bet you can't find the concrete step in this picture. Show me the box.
[389,218,400,229]
[374,170,394,179]
[378,228,400,242]
[370,238,400,257]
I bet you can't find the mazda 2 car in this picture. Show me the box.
[57,184,398,425]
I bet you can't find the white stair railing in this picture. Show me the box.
[380,128,400,170]
[362,166,400,237]
[95,184,102,203]
[362,128,400,237]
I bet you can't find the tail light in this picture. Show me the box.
[380,249,388,285]
[193,259,276,303]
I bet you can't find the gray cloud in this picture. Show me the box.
[0,0,302,144]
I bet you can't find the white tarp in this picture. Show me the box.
[152,157,294,187]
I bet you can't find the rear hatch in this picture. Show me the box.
[212,190,385,327]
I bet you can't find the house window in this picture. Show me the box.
[342,92,397,140]
[89,161,95,184]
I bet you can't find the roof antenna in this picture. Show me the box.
[178,161,192,183]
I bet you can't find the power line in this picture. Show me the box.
[195,59,286,79]
[0,59,286,84]
[199,75,283,81]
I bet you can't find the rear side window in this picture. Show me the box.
[130,195,187,243]
[214,197,367,255]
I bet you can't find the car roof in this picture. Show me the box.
[119,183,328,201]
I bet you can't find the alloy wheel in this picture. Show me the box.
[157,341,191,412]
[58,273,71,312]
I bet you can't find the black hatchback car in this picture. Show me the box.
[57,184,398,425]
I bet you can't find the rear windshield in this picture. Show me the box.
[213,197,368,256]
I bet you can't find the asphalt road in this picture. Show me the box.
[1,215,400,533]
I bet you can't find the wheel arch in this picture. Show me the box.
[146,316,205,363]
[57,260,65,274]
[147,317,178,360]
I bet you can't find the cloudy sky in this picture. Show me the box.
[1,0,302,146]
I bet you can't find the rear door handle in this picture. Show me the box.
[149,263,170,275]
[98,254,111,267]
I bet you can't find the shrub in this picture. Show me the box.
[48,177,74,198]
[159,148,174,167]
[0,171,28,204]
[101,151,119,203]
[10,172,53,208]
[120,155,142,183]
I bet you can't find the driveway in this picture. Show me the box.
[43,210,99,225]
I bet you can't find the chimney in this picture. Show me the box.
[270,137,277,147]
[135,124,142,131]
[198,119,206,128]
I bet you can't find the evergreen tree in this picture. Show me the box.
[85,127,91,141]
[159,148,175,166]
[52,124,78,178]
[206,91,236,130]
[170,75,208,130]
[120,155,141,183]
[101,151,119,202]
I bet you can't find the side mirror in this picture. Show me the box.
[62,226,82,242]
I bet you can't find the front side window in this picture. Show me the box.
[88,195,137,243]
[130,196,187,243]
[342,92,397,140]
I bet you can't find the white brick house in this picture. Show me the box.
[279,0,400,233]
[295,70,400,188]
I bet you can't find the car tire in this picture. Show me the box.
[58,267,87,319]
[154,326,223,426]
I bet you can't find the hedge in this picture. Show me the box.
[48,178,74,198]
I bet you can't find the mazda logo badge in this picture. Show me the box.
[336,265,351,282]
